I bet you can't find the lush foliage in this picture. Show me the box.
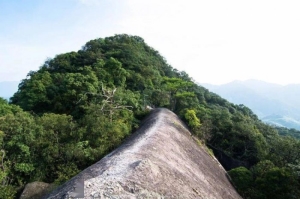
[0,34,299,198]
[275,126,300,139]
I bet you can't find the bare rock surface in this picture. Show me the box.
[20,181,54,199]
[43,108,242,199]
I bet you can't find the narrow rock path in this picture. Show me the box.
[43,108,241,199]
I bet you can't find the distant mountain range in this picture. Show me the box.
[200,79,300,130]
[0,81,19,100]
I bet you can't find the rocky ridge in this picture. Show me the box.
[43,108,241,199]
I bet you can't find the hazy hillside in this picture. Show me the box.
[201,80,300,130]
[0,81,19,100]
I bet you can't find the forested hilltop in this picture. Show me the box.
[1,34,299,198]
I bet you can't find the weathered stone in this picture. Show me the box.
[20,181,55,199]
[43,108,242,199]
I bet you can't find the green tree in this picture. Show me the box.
[184,109,201,129]
[184,109,202,137]
[103,57,128,87]
[0,131,17,199]
[0,110,38,186]
[80,104,133,160]
[268,136,300,167]
[228,167,253,196]
[11,71,52,112]
[162,77,194,111]
[255,167,299,199]
[34,113,83,182]
[0,97,22,116]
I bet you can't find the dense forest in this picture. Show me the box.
[275,126,300,139]
[0,34,299,199]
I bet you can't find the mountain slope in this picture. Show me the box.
[43,108,241,199]
[2,35,299,199]
[201,80,300,130]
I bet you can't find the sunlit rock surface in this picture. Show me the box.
[43,108,241,199]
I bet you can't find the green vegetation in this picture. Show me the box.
[0,34,299,198]
[275,126,300,139]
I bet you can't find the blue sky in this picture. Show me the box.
[1,0,300,85]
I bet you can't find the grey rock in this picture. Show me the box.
[43,108,241,199]
[20,181,55,199]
